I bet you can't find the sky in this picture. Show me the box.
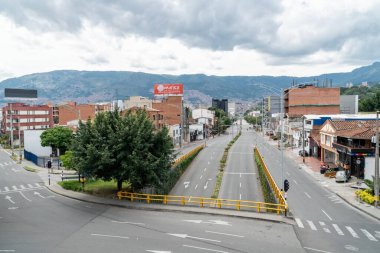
[0,0,379,81]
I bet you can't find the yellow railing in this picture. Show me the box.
[254,147,287,209]
[172,144,205,168]
[117,192,287,214]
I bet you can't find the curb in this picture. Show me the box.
[336,193,380,222]
[45,183,294,225]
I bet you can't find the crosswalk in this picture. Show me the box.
[0,183,43,193]
[327,194,344,204]
[0,161,17,166]
[294,218,379,242]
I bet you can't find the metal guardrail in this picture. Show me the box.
[254,147,288,209]
[172,144,205,168]
[117,192,287,214]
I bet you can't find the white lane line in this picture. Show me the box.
[208,161,210,165]
[200,175,203,180]
[321,209,332,221]
[0,250,16,252]
[345,226,359,238]
[204,168,207,172]
[91,233,129,239]
[183,245,228,253]
[35,183,41,187]
[20,185,26,189]
[27,184,33,188]
[19,191,32,202]
[206,230,244,238]
[12,186,17,190]
[332,224,344,235]
[168,233,220,242]
[303,247,332,253]
[224,172,256,175]
[293,180,298,185]
[204,181,209,190]
[195,184,198,190]
[240,174,241,178]
[239,182,241,188]
[111,221,145,226]
[4,187,9,192]
[295,218,304,228]
[375,231,380,239]
[307,220,317,231]
[360,229,378,241]
[319,222,331,233]
[304,192,312,199]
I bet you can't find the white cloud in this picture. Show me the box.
[0,0,379,80]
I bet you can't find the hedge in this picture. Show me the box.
[254,153,276,204]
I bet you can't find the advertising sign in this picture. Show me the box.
[4,88,38,99]
[154,84,183,95]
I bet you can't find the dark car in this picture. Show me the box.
[298,150,309,157]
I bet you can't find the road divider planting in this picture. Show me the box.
[159,144,205,194]
[211,131,241,198]
[254,147,287,213]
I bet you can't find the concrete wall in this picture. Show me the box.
[364,157,376,181]
[24,130,52,157]
[340,95,358,114]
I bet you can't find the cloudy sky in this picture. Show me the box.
[0,0,379,81]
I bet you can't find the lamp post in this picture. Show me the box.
[302,115,305,163]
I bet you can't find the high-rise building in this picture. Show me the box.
[212,98,228,114]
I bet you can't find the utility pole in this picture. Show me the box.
[302,116,305,163]
[179,99,183,148]
[261,98,264,137]
[375,111,379,208]
[18,119,21,162]
[10,103,14,156]
[280,89,284,191]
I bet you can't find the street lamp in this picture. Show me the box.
[374,111,379,207]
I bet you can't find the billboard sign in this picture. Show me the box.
[154,84,183,95]
[4,88,38,99]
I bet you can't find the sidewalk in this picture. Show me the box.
[15,149,292,225]
[263,135,380,221]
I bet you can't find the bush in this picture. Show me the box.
[255,153,276,204]
[355,189,376,205]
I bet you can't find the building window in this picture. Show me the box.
[321,134,325,144]
[153,115,156,120]
[326,135,331,146]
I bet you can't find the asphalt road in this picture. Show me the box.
[0,147,303,253]
[170,133,232,197]
[253,131,380,253]
[219,125,263,202]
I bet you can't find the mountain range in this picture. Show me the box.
[1,62,380,105]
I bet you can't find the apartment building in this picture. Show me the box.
[152,96,182,126]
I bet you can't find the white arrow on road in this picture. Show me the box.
[204,181,208,190]
[146,251,172,253]
[184,181,190,189]
[5,195,15,204]
[167,233,220,243]
[183,220,231,226]
[34,191,45,198]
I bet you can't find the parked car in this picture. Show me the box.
[298,150,309,157]
[335,171,349,183]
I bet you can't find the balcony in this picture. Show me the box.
[332,142,374,155]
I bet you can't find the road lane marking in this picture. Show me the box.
[146,250,171,253]
[183,245,228,253]
[224,172,256,175]
[307,220,317,231]
[204,181,208,190]
[345,226,359,238]
[240,174,241,178]
[8,207,18,210]
[27,184,33,188]
[19,191,32,202]
[0,250,16,252]
[195,184,198,190]
[286,172,290,176]
[375,231,380,239]
[111,221,145,226]
[319,222,330,233]
[204,168,207,172]
[304,192,312,199]
[4,187,9,192]
[35,183,41,187]
[184,182,190,189]
[293,180,298,185]
[205,230,244,238]
[12,186,17,190]
[239,194,241,200]
[168,233,220,242]
[20,185,25,189]
[332,224,344,235]
[321,209,332,221]
[295,218,304,228]
[200,175,203,180]
[360,229,377,241]
[239,182,241,188]
[34,192,45,198]
[5,196,15,204]
[303,247,332,253]
[91,233,129,239]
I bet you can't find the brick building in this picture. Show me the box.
[122,106,165,130]
[1,103,53,144]
[152,96,182,126]
[124,96,152,110]
[284,85,340,117]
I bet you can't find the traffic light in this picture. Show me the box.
[47,160,52,169]
[284,179,290,192]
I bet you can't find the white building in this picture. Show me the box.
[189,124,205,141]
[169,124,181,146]
[192,108,215,126]
[340,95,358,114]
[228,102,236,116]
[124,96,152,110]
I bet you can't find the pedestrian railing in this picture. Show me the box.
[172,144,205,168]
[254,147,288,209]
[117,191,287,215]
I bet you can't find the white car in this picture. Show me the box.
[335,171,348,183]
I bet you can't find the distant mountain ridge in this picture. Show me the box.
[1,62,380,105]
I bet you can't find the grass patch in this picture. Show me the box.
[211,131,241,198]
[58,179,131,197]
[254,152,276,204]
[23,166,39,173]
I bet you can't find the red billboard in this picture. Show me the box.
[154,84,183,95]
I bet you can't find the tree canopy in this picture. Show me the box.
[71,109,174,191]
[40,126,73,155]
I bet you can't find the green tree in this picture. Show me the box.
[71,109,174,191]
[60,150,75,170]
[40,126,73,155]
